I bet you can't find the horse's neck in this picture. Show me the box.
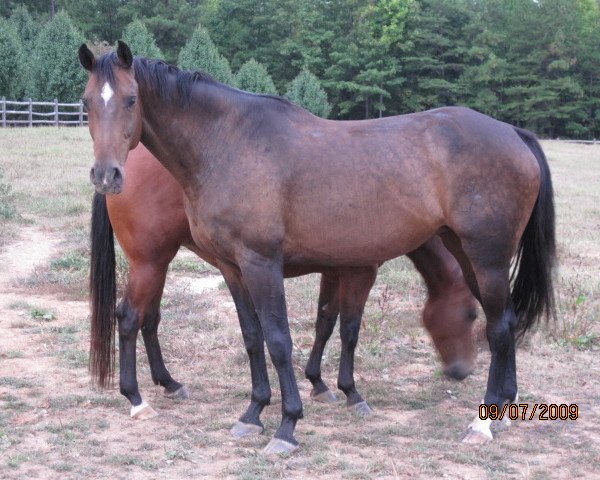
[139,86,217,193]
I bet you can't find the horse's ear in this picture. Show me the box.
[78,43,95,71]
[116,40,133,69]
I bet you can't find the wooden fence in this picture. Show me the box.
[1,97,87,127]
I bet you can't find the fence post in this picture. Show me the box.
[79,100,84,126]
[1,97,5,127]
[28,98,33,127]
[54,98,59,126]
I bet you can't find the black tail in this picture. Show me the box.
[511,127,556,337]
[89,192,116,388]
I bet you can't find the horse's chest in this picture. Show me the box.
[182,199,218,253]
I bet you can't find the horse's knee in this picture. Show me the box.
[264,335,292,369]
[340,320,360,350]
[242,331,264,357]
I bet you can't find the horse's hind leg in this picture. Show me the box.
[139,268,189,400]
[305,273,340,403]
[337,267,378,415]
[118,261,185,419]
[464,265,518,444]
[441,232,518,443]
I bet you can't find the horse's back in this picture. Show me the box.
[273,108,538,264]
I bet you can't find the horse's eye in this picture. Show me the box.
[126,96,136,109]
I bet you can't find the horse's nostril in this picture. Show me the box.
[90,167,96,182]
[113,167,122,182]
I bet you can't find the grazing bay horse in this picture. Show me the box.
[80,42,555,453]
[90,142,478,419]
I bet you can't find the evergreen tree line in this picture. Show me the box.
[1,0,599,137]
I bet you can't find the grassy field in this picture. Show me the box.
[0,128,598,479]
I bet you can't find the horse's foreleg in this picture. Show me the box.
[237,252,302,455]
[219,263,271,439]
[305,273,340,403]
[337,267,377,416]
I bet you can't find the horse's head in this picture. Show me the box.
[423,285,478,380]
[79,41,141,194]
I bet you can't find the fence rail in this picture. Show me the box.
[1,97,87,127]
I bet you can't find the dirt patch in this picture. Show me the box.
[0,223,61,289]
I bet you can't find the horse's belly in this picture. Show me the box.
[283,205,442,266]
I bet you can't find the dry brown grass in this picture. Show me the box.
[0,129,598,479]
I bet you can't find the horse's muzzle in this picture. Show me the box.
[90,164,124,194]
[443,361,473,381]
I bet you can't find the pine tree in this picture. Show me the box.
[122,19,164,59]
[235,59,277,94]
[27,11,87,102]
[177,25,234,85]
[0,18,24,99]
[285,69,331,118]
[398,0,475,113]
[9,5,38,55]
[61,0,130,43]
[120,0,202,64]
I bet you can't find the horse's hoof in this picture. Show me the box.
[462,427,493,444]
[349,400,373,416]
[310,389,337,403]
[230,421,264,438]
[164,385,190,400]
[262,437,299,455]
[130,402,158,420]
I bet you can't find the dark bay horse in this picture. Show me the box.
[91,142,478,420]
[80,42,555,453]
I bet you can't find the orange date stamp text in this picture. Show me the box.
[478,403,579,421]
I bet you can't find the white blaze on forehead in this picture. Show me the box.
[100,82,113,106]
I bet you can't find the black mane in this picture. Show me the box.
[94,52,298,111]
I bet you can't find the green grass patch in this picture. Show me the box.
[56,348,88,369]
[109,454,159,470]
[0,167,18,221]
[169,256,214,273]
[50,250,88,271]
[30,307,55,321]
[0,377,36,389]
[6,453,29,469]
[8,301,34,310]
[2,350,25,359]
[49,395,88,410]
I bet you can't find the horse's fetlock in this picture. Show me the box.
[304,366,320,383]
